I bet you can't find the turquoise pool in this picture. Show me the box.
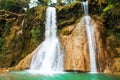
[0,71,120,80]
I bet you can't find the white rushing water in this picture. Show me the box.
[62,0,76,4]
[29,0,57,8]
[81,0,97,72]
[52,0,57,3]
[30,7,64,74]
[29,0,38,8]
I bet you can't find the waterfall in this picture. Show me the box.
[30,7,64,73]
[81,0,88,15]
[81,0,97,72]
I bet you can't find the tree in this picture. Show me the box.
[0,0,30,13]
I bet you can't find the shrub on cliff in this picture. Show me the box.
[102,0,120,56]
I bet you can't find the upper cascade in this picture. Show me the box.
[81,0,88,15]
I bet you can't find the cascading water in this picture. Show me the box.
[30,7,64,73]
[81,0,97,72]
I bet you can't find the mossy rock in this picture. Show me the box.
[102,1,120,54]
[56,2,83,28]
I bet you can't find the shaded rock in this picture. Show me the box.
[92,17,113,72]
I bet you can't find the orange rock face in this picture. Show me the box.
[59,17,113,72]
[60,20,90,71]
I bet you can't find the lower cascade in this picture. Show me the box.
[82,16,97,72]
[29,7,64,73]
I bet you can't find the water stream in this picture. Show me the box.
[81,0,97,72]
[29,7,64,74]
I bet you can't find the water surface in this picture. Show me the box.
[0,71,120,80]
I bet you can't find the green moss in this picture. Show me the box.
[102,1,120,57]
[31,26,44,43]
[0,0,25,13]
[103,4,113,12]
[4,20,13,36]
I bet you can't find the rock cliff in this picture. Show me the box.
[60,16,113,72]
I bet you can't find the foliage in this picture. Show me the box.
[31,28,40,43]
[102,0,120,52]
[4,20,13,36]
[0,38,4,49]
[0,0,30,13]
[103,4,113,12]
[19,0,30,8]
